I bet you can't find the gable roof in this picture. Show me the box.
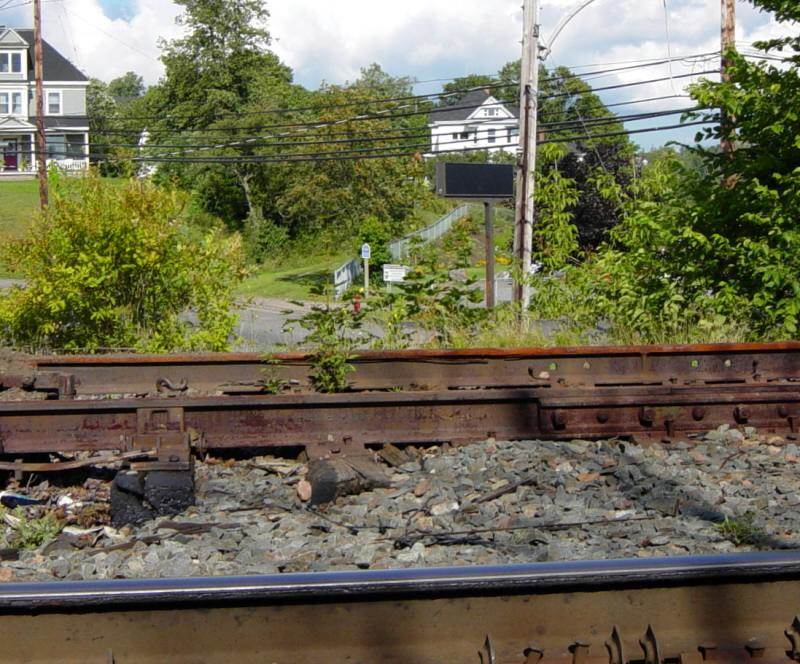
[13,29,88,82]
[429,88,519,123]
[0,27,28,47]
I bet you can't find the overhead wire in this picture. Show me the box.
[41,51,720,128]
[79,68,718,145]
[65,106,701,156]
[51,114,712,165]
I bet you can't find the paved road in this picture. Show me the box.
[233,297,311,350]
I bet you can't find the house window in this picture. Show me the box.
[452,133,459,140]
[66,134,85,159]
[485,108,497,117]
[47,91,62,115]
[488,129,497,144]
[46,134,67,159]
[460,132,469,140]
[0,92,21,115]
[0,52,22,74]
[507,128,518,142]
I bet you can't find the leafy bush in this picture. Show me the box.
[245,217,290,264]
[286,299,367,392]
[359,215,394,281]
[370,215,486,347]
[0,172,245,352]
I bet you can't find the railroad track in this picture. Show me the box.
[21,341,800,396]
[0,552,798,662]
[1,341,800,519]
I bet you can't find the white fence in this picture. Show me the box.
[333,257,364,299]
[388,204,471,261]
[332,205,473,299]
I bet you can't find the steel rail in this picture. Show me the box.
[1,551,798,609]
[24,341,800,397]
[1,384,799,459]
[2,553,800,662]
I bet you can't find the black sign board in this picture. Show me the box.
[435,162,514,200]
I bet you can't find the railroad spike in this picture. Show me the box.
[785,616,800,661]
[522,644,544,663]
[744,638,766,658]
[569,640,590,664]
[697,643,717,660]
[640,625,661,664]
[605,626,625,664]
[479,635,496,664]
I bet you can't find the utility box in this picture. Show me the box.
[435,162,514,200]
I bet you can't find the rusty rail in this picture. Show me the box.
[1,552,800,662]
[1,384,799,465]
[0,342,799,471]
[21,341,800,397]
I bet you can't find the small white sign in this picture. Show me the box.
[361,243,372,260]
[383,264,409,283]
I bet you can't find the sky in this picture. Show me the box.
[1,0,795,148]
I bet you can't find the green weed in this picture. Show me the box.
[714,514,765,547]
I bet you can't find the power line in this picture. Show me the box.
[73,118,713,164]
[71,107,702,156]
[76,106,699,157]
[42,51,720,128]
[84,69,719,140]
[31,115,713,166]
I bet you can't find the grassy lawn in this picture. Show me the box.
[0,179,39,238]
[0,179,39,277]
[238,251,352,302]
[239,203,461,301]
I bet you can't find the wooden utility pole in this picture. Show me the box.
[33,0,48,208]
[721,0,736,153]
[513,0,540,308]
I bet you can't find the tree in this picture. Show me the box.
[440,74,495,106]
[537,64,635,248]
[0,173,245,352]
[151,0,297,227]
[107,71,145,100]
[553,0,800,340]
[86,78,118,167]
[273,71,431,245]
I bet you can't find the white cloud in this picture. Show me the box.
[4,0,182,83]
[3,0,795,146]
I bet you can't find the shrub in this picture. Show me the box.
[0,171,246,353]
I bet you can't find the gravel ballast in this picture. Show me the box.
[0,425,798,582]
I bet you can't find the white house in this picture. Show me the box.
[0,27,90,176]
[428,88,519,156]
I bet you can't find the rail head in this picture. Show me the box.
[3,551,800,612]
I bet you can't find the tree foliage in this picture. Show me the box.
[0,173,245,352]
[107,71,146,100]
[531,0,800,341]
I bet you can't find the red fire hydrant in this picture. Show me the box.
[353,293,362,314]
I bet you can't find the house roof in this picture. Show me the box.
[428,88,519,123]
[13,29,88,82]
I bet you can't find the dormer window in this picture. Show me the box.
[0,52,22,73]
